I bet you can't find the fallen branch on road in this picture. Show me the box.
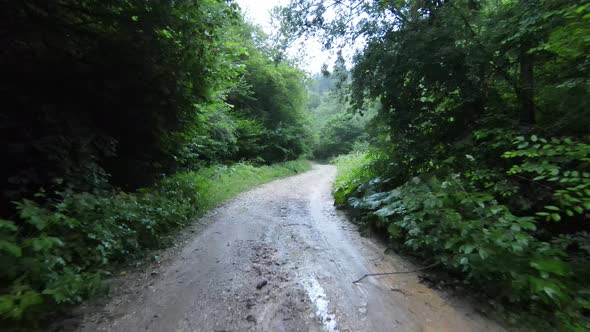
[390,288,407,295]
[352,262,440,284]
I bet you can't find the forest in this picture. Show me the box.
[1,0,589,330]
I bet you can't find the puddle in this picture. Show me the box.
[301,276,338,331]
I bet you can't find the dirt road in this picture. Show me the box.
[78,164,505,332]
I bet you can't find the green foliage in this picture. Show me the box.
[307,73,376,159]
[227,38,314,163]
[328,120,590,330]
[0,160,310,327]
[337,160,589,329]
[178,160,311,212]
[314,112,366,158]
[310,95,373,159]
[332,152,380,206]
[504,136,590,223]
[1,0,247,198]
[1,1,312,206]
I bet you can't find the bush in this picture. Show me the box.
[334,136,590,330]
[332,151,380,205]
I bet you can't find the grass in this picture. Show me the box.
[178,159,311,213]
[331,152,377,205]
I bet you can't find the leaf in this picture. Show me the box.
[542,286,563,300]
[387,223,400,237]
[26,236,63,252]
[551,213,561,222]
[444,238,458,249]
[375,204,397,218]
[0,295,15,317]
[462,244,475,254]
[529,275,566,300]
[0,240,21,257]
[18,201,48,230]
[519,220,536,231]
[478,248,489,260]
[0,219,18,232]
[0,290,43,319]
[490,205,504,215]
[530,259,570,276]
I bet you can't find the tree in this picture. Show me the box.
[0,0,245,201]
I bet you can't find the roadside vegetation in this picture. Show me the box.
[186,160,311,212]
[0,160,309,326]
[286,0,590,330]
[307,60,377,160]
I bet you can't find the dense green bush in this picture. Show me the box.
[0,0,247,200]
[503,136,590,223]
[0,179,199,324]
[334,135,590,330]
[227,40,314,163]
[332,152,379,205]
[1,1,313,210]
[307,74,376,160]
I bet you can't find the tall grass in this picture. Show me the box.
[178,159,311,212]
[331,152,377,205]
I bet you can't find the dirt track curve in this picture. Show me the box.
[77,164,505,332]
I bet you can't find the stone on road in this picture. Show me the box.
[78,164,505,332]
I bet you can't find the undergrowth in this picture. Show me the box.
[331,151,379,205]
[0,160,310,329]
[189,160,311,213]
[333,139,590,331]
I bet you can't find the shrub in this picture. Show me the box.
[332,151,380,205]
[334,136,590,330]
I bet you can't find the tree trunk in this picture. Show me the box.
[519,41,535,126]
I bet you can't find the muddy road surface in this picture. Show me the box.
[78,164,505,332]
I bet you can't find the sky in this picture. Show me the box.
[235,0,335,74]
